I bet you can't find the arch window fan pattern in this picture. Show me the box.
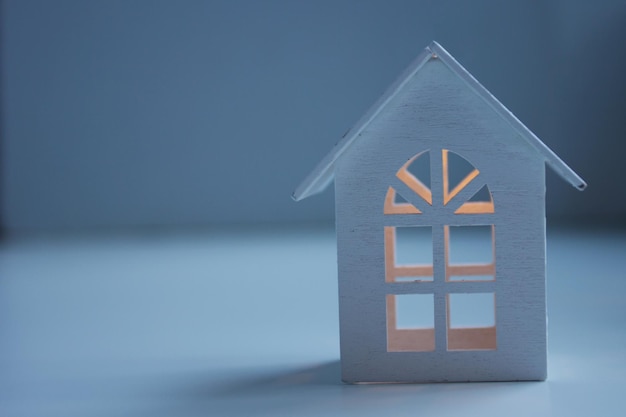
[384,149,497,352]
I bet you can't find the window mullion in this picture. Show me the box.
[432,223,447,352]
[430,149,447,352]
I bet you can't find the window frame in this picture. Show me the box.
[384,149,497,352]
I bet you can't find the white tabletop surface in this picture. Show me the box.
[1,226,624,417]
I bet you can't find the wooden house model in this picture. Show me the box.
[293,42,586,383]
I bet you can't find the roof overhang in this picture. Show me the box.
[293,41,586,201]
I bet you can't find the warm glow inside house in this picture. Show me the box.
[293,42,586,383]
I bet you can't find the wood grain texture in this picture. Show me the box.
[294,42,588,383]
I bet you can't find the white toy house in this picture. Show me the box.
[293,42,586,383]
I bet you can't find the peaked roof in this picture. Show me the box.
[293,41,586,201]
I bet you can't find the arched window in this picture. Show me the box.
[384,149,496,352]
[384,149,494,216]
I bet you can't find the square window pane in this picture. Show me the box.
[447,225,493,265]
[386,226,433,282]
[394,294,434,329]
[448,293,495,328]
[394,226,433,266]
[387,294,435,352]
[447,293,496,351]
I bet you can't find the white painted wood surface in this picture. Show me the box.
[293,42,585,202]
[295,42,586,383]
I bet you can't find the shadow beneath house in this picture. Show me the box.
[141,360,547,417]
[139,361,344,417]
[241,360,337,388]
[203,360,342,398]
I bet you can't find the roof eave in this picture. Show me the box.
[293,41,586,201]
[429,42,587,191]
[292,44,437,201]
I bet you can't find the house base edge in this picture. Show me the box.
[341,376,547,385]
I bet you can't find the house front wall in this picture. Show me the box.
[334,58,547,383]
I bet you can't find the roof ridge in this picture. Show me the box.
[293,41,585,202]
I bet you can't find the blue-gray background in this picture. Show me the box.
[2,0,625,233]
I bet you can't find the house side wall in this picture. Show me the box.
[334,58,547,383]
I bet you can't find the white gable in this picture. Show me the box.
[293,41,586,201]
